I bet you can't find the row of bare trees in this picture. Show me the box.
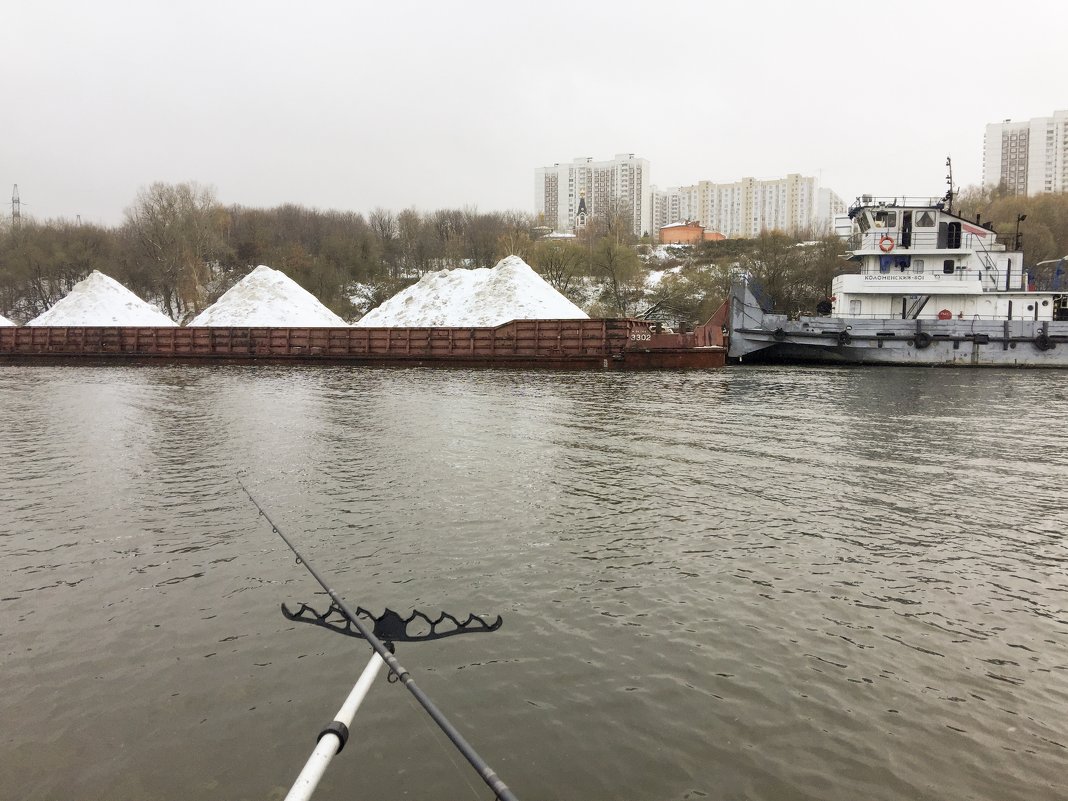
[0,184,551,323]
[12,180,1055,326]
[954,186,1068,284]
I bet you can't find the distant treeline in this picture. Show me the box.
[5,182,1062,325]
[953,186,1068,279]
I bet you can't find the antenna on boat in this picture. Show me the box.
[943,156,954,215]
[237,478,520,801]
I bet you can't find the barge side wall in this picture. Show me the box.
[0,321,725,369]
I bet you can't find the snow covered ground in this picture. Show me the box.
[355,255,588,327]
[645,265,685,288]
[0,314,13,326]
[26,271,177,326]
[190,265,348,327]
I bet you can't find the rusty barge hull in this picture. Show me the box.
[0,319,725,370]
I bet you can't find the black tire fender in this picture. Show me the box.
[913,331,933,349]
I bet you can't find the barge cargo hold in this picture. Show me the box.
[0,318,726,370]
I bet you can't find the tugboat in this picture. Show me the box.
[729,165,1068,367]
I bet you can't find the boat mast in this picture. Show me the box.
[943,157,954,215]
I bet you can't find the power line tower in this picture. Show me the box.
[11,184,20,228]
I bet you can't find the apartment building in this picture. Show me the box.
[652,175,844,239]
[535,154,652,237]
[983,110,1068,196]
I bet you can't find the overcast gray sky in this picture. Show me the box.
[4,0,1066,226]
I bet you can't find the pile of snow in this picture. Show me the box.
[0,314,14,326]
[355,255,588,327]
[190,265,348,327]
[27,271,177,327]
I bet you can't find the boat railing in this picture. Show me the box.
[848,196,943,215]
[848,229,1003,255]
[972,236,999,288]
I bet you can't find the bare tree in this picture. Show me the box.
[530,238,586,296]
[396,208,440,277]
[462,207,500,268]
[123,182,226,320]
[584,194,638,246]
[369,207,399,278]
[590,237,643,317]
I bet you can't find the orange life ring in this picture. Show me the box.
[879,236,895,253]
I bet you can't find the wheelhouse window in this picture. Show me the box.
[947,222,962,249]
[915,211,935,227]
[937,221,963,249]
[874,211,897,228]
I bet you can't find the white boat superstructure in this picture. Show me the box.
[729,193,1068,366]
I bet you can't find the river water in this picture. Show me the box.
[0,364,1066,801]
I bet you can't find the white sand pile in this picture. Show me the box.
[190,265,348,327]
[355,255,588,327]
[0,314,13,326]
[27,271,177,327]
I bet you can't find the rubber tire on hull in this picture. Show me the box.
[913,332,932,349]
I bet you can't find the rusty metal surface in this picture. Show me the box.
[0,319,725,369]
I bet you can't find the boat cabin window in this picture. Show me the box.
[912,258,924,274]
[937,221,963,249]
[943,259,955,274]
[901,210,913,248]
[849,299,862,315]
[874,211,897,228]
[857,214,871,234]
[915,211,935,227]
[948,222,961,248]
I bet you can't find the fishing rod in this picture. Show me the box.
[237,478,519,801]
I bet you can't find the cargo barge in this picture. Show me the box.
[0,318,726,370]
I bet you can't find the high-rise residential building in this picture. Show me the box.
[535,154,651,237]
[983,110,1068,196]
[651,175,844,239]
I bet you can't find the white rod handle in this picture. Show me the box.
[284,651,386,801]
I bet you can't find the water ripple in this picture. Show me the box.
[1,364,1066,800]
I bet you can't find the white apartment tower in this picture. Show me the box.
[652,175,845,239]
[535,154,652,237]
[983,110,1068,196]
